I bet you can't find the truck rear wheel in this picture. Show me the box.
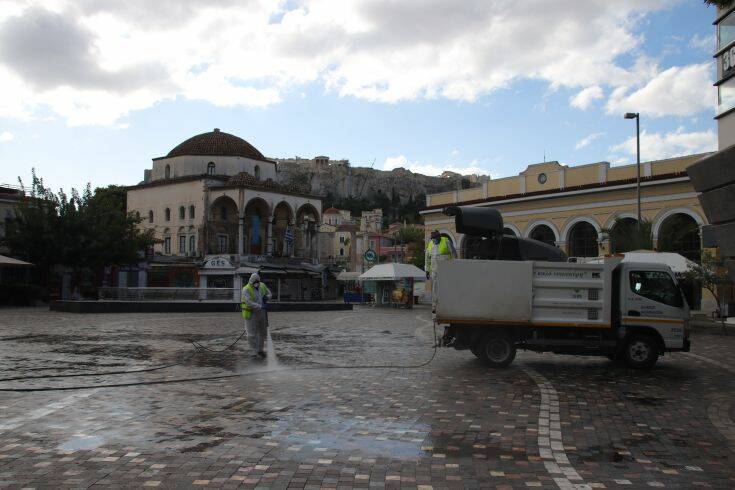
[478,334,516,367]
[623,335,659,369]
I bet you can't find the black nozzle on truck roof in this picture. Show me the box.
[444,206,503,237]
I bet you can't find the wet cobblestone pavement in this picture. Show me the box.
[1,307,734,489]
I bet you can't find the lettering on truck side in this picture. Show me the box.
[535,271,587,279]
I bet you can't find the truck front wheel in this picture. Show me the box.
[478,334,516,367]
[623,335,659,369]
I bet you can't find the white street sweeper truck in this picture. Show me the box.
[435,206,691,369]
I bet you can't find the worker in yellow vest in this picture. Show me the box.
[425,230,457,308]
[241,273,272,358]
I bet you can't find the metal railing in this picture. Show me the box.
[98,287,238,302]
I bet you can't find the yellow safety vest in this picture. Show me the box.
[241,282,271,319]
[427,236,451,257]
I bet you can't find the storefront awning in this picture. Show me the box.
[337,271,361,281]
[0,255,33,267]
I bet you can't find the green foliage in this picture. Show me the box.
[5,170,156,284]
[604,218,653,254]
[323,191,426,224]
[410,239,425,270]
[682,250,733,332]
[394,225,424,245]
[389,225,425,269]
[704,0,734,7]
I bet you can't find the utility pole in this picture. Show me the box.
[624,112,642,231]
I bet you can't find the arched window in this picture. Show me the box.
[179,206,185,220]
[254,165,261,180]
[220,206,227,220]
[207,162,215,175]
[658,213,701,262]
[189,235,196,255]
[610,217,642,254]
[148,210,154,223]
[165,164,171,179]
[530,225,556,246]
[502,227,517,237]
[568,221,599,257]
[189,205,195,219]
[165,208,171,221]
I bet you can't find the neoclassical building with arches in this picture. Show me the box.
[421,154,710,265]
[126,129,327,297]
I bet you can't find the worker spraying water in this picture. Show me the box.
[241,273,272,359]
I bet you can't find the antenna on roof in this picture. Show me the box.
[543,149,546,163]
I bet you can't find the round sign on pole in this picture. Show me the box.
[364,249,377,262]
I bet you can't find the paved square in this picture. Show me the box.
[1,307,734,488]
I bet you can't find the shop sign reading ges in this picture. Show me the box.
[204,255,233,269]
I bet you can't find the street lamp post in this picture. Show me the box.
[624,112,641,230]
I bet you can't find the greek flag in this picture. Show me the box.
[285,227,294,244]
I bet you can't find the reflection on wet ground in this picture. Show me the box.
[0,307,734,488]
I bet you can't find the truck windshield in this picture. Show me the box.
[629,271,683,308]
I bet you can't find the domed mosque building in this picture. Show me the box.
[126,129,333,299]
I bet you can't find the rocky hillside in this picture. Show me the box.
[274,162,477,204]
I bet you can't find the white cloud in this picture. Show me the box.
[451,149,460,157]
[570,86,603,110]
[606,63,715,118]
[383,155,486,177]
[609,127,716,161]
[575,132,604,150]
[0,130,14,142]
[689,33,715,52]
[0,0,670,126]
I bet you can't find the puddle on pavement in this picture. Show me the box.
[58,435,105,451]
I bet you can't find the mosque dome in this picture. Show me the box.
[167,128,268,161]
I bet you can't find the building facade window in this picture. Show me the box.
[165,164,171,179]
[719,77,735,115]
[165,208,171,221]
[218,234,228,254]
[339,236,345,243]
[164,236,171,254]
[189,205,195,219]
[530,225,556,247]
[148,210,154,223]
[179,235,186,254]
[179,206,185,220]
[568,222,599,257]
[719,10,735,50]
[254,165,261,180]
[207,162,215,175]
[340,248,344,256]
[189,235,196,255]
[220,206,227,220]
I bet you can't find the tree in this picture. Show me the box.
[683,250,733,334]
[392,225,426,269]
[603,218,653,254]
[6,171,155,290]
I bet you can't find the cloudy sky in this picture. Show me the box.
[0,0,720,190]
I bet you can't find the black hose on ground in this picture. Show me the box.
[0,321,439,392]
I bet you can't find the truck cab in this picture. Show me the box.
[616,261,691,361]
